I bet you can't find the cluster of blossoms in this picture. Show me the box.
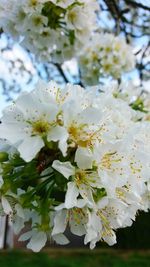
[0,81,149,252]
[78,33,135,85]
[0,0,99,62]
[109,81,150,121]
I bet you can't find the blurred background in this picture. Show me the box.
[0,0,150,266]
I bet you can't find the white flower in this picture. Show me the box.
[84,196,137,248]
[52,199,88,241]
[0,80,150,251]
[84,198,108,248]
[52,159,102,208]
[113,82,150,121]
[79,33,135,85]
[0,0,100,62]
[0,82,68,161]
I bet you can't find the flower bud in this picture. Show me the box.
[0,152,9,162]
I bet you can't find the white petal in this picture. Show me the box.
[1,197,12,214]
[97,197,109,209]
[1,105,24,124]
[65,182,79,208]
[70,221,86,236]
[90,212,102,232]
[76,199,87,208]
[18,136,44,162]
[55,203,65,211]
[52,160,75,179]
[19,231,32,242]
[79,107,102,124]
[52,210,67,235]
[52,233,69,245]
[84,227,97,244]
[79,184,94,204]
[27,231,47,252]
[58,138,68,157]
[75,147,93,169]
[0,123,26,143]
[89,240,97,250]
[15,204,25,219]
[47,126,68,143]
[103,231,116,246]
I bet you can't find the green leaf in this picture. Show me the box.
[93,188,107,202]
[42,2,66,29]
[130,97,148,113]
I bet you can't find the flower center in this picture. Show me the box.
[69,208,86,225]
[101,154,112,169]
[32,120,50,136]
[67,9,78,25]
[75,170,97,187]
[68,125,78,139]
[68,123,90,147]
[100,152,122,171]
[75,170,86,185]
[33,16,43,26]
[30,0,38,8]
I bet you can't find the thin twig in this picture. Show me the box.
[54,63,69,83]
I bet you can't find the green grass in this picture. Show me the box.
[0,250,150,267]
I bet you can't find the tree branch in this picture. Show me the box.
[54,63,69,83]
[124,0,150,11]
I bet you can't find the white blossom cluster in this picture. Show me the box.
[0,0,99,62]
[109,81,150,121]
[0,81,149,252]
[79,33,135,85]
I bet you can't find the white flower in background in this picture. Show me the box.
[51,0,77,9]
[111,81,150,121]
[79,33,135,85]
[0,80,149,251]
[0,0,99,62]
